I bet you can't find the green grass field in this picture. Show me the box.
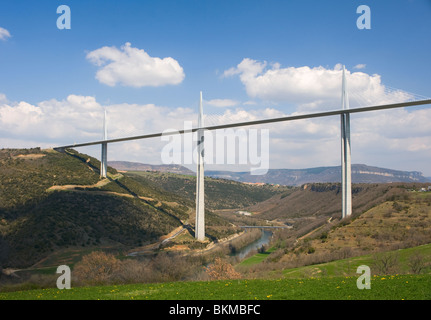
[2,243,431,300]
[1,274,430,300]
[239,247,277,266]
[238,243,431,276]
[281,244,431,278]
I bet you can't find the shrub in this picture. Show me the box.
[204,257,241,280]
[307,247,315,254]
[372,252,400,275]
[408,252,427,275]
[73,251,121,285]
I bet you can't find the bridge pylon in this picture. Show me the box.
[195,91,205,241]
[100,108,108,178]
[341,65,352,218]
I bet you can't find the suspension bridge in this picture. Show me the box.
[55,66,431,241]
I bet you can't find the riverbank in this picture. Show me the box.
[232,229,273,260]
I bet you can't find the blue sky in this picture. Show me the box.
[1,0,431,175]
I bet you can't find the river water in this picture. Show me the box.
[235,229,273,260]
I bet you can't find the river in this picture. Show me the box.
[234,229,273,260]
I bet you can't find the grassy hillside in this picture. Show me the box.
[1,148,285,269]
[247,182,427,221]
[2,192,187,267]
[237,189,431,279]
[0,148,101,213]
[280,243,431,279]
[1,148,240,268]
[126,171,286,210]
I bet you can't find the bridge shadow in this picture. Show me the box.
[59,148,102,175]
[110,177,186,227]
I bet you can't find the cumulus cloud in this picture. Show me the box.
[224,59,414,111]
[86,42,185,87]
[354,64,366,70]
[0,94,197,165]
[0,94,195,147]
[0,95,103,142]
[0,27,11,41]
[0,93,7,103]
[205,98,239,108]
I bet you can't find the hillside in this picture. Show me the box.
[299,193,431,259]
[0,148,240,268]
[206,164,430,186]
[245,182,427,221]
[2,148,430,286]
[125,171,286,210]
[238,187,431,278]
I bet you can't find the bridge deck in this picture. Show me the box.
[55,99,431,149]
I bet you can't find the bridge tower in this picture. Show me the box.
[341,65,352,218]
[100,108,108,178]
[195,91,205,241]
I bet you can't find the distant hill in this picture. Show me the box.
[206,164,431,186]
[109,161,430,186]
[125,171,285,211]
[108,161,194,175]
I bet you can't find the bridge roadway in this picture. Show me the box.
[55,99,431,150]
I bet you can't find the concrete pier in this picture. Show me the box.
[195,92,205,241]
[341,66,352,218]
[100,109,108,178]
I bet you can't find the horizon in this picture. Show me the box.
[107,158,431,179]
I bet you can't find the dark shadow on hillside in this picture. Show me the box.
[59,148,101,176]
[110,177,138,197]
[108,176,185,227]
[0,191,179,269]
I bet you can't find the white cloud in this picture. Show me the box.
[354,64,366,70]
[0,27,11,41]
[0,95,103,142]
[205,99,239,108]
[224,59,414,111]
[0,94,195,147]
[0,93,7,103]
[86,42,185,87]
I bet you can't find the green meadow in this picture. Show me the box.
[1,274,430,300]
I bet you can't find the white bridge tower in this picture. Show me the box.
[101,108,108,178]
[195,92,205,241]
[341,66,352,218]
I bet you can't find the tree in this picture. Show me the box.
[409,252,426,274]
[204,257,241,281]
[372,252,399,275]
[73,251,121,285]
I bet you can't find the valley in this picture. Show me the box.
[1,148,431,300]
